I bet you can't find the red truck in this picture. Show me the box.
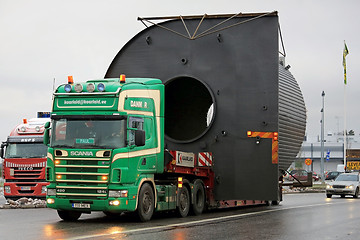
[1,112,50,199]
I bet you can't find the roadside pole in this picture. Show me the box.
[320,91,325,184]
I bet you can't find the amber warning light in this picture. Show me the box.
[178,177,183,188]
[68,76,74,84]
[273,132,278,141]
[120,74,126,83]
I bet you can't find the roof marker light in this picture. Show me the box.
[23,119,28,124]
[120,74,126,83]
[97,83,105,92]
[86,83,95,92]
[64,84,72,93]
[74,83,83,93]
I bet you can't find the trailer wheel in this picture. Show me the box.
[57,210,81,221]
[177,186,190,217]
[326,194,332,198]
[137,183,154,222]
[192,180,205,215]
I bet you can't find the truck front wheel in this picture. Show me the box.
[137,183,154,222]
[177,186,190,217]
[57,210,81,221]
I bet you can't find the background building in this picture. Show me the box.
[293,131,360,174]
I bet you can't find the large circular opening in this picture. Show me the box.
[165,76,215,143]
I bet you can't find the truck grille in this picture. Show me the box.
[6,162,46,181]
[54,155,110,199]
[13,168,43,179]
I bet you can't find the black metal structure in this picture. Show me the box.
[105,12,306,201]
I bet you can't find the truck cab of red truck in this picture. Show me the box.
[1,112,50,199]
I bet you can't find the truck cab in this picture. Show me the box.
[1,114,50,199]
[45,76,168,221]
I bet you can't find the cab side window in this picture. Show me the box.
[128,117,144,145]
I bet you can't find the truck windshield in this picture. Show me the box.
[5,143,48,158]
[50,117,126,149]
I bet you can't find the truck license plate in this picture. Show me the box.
[21,186,31,190]
[72,203,90,209]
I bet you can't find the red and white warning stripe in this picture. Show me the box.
[198,152,213,167]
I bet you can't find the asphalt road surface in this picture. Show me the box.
[1,193,360,240]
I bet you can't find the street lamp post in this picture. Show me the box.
[320,91,325,183]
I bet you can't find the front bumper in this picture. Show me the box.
[326,189,356,195]
[4,182,48,198]
[46,197,136,212]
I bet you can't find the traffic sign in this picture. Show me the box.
[305,158,312,166]
[326,150,330,161]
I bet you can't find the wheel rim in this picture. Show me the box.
[180,191,188,211]
[142,191,152,214]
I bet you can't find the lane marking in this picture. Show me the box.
[67,201,347,240]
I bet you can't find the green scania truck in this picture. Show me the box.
[45,76,218,221]
[44,12,306,221]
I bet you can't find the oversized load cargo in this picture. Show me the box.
[105,12,306,200]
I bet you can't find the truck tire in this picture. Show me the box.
[326,194,332,198]
[57,210,81,221]
[137,183,154,222]
[192,180,205,215]
[177,186,190,218]
[353,188,359,198]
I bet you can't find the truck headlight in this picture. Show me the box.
[47,188,57,196]
[109,190,128,198]
[4,186,11,193]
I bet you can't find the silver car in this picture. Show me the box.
[326,173,360,198]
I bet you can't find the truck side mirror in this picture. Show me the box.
[0,144,4,159]
[43,121,51,146]
[135,130,145,147]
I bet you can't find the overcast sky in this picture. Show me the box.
[0,0,359,143]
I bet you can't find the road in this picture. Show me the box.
[1,193,360,240]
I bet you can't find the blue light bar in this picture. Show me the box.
[64,84,72,93]
[37,112,50,118]
[97,83,105,92]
